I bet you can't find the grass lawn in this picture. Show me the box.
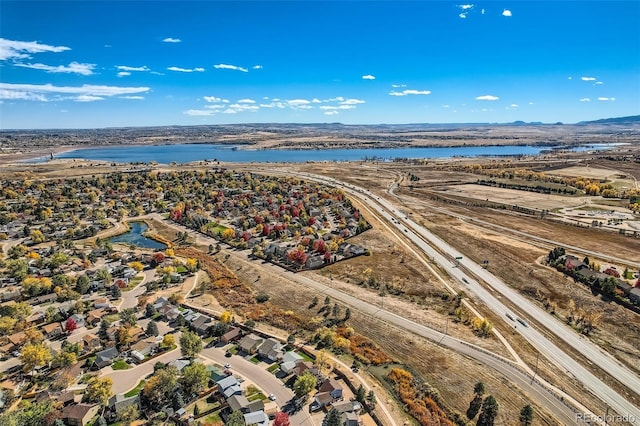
[124,379,146,397]
[112,360,132,370]
[266,364,279,373]
[186,398,221,416]
[123,276,144,291]
[298,351,313,362]
[176,266,187,273]
[249,356,260,364]
[246,385,266,402]
[201,411,222,424]
[228,345,238,355]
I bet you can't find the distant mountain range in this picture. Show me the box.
[577,115,640,125]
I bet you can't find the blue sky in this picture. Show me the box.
[1,1,639,129]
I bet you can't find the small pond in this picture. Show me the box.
[109,221,167,250]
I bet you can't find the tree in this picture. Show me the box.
[20,342,52,374]
[467,382,486,420]
[182,362,209,395]
[161,333,175,349]
[225,410,245,426]
[143,365,179,407]
[111,284,121,299]
[118,405,139,426]
[273,412,291,426]
[83,377,113,405]
[366,390,376,409]
[146,320,159,337]
[355,384,366,402]
[180,330,203,359]
[120,308,137,326]
[95,416,108,426]
[477,395,499,426]
[293,371,317,398]
[322,409,342,426]
[219,310,233,324]
[52,350,77,369]
[474,382,485,396]
[519,404,533,426]
[65,317,78,333]
[128,261,144,272]
[172,392,185,410]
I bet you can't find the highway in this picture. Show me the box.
[293,171,640,425]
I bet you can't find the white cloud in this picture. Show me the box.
[481,8,485,14]
[568,77,572,80]
[580,98,591,102]
[204,96,222,103]
[117,72,131,77]
[0,89,47,101]
[581,76,596,81]
[184,109,215,116]
[167,66,205,73]
[214,63,248,72]
[163,37,181,43]
[594,81,604,85]
[223,109,238,114]
[340,98,365,105]
[475,95,499,101]
[458,4,474,10]
[391,84,406,88]
[598,97,616,101]
[104,45,112,48]
[0,82,150,102]
[502,9,512,17]
[117,65,150,72]
[362,75,376,80]
[442,105,450,108]
[320,105,356,110]
[509,103,519,108]
[120,96,144,100]
[237,98,256,104]
[389,89,431,96]
[0,38,70,61]
[312,98,322,103]
[252,65,263,69]
[205,104,225,109]
[75,95,104,102]
[459,13,468,19]
[287,99,311,105]
[15,61,95,75]
[324,111,339,116]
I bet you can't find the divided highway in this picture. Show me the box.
[291,171,640,425]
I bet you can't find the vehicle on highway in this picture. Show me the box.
[268,393,276,401]
[516,318,529,327]
[225,351,232,357]
[462,278,468,284]
[506,313,515,321]
[224,363,231,368]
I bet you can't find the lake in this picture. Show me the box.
[109,221,167,250]
[38,143,611,164]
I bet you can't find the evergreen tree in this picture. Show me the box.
[322,409,342,426]
[146,321,159,337]
[96,416,107,426]
[519,405,533,426]
[477,395,499,426]
[173,392,185,410]
[355,384,366,403]
[225,410,244,426]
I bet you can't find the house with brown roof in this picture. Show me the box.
[42,322,63,340]
[237,333,264,354]
[130,337,158,356]
[220,326,242,344]
[85,308,107,327]
[82,333,102,352]
[61,403,100,426]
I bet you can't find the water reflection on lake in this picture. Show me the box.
[109,221,167,250]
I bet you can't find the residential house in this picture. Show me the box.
[67,314,86,329]
[93,297,111,309]
[159,304,180,322]
[61,403,100,426]
[220,326,242,344]
[7,332,27,350]
[82,333,101,352]
[280,351,304,374]
[227,394,251,413]
[107,394,140,417]
[342,411,359,426]
[191,315,213,336]
[319,378,343,400]
[85,308,107,327]
[1,287,21,302]
[630,287,640,305]
[311,392,334,411]
[42,322,63,340]
[168,358,191,373]
[243,411,269,426]
[130,337,158,356]
[93,347,119,369]
[237,333,264,354]
[216,375,242,399]
[27,293,58,306]
[257,338,284,362]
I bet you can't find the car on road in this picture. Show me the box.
[268,393,276,401]
[516,318,529,327]
[225,351,232,357]
[224,363,231,368]
[506,313,515,321]
[462,278,468,284]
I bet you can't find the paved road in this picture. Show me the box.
[295,171,640,425]
[118,269,155,311]
[200,347,314,425]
